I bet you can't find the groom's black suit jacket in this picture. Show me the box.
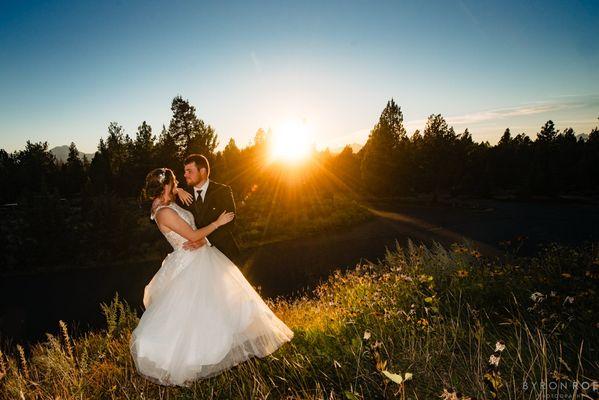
[177,180,241,263]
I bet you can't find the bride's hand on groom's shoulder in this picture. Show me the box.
[182,238,207,251]
[175,188,194,206]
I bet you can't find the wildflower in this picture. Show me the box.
[471,250,482,259]
[495,340,506,352]
[374,350,388,371]
[530,292,545,302]
[440,388,459,400]
[382,369,413,384]
[456,269,469,278]
[363,331,371,340]
[489,352,501,367]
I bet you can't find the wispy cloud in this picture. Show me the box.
[406,94,599,128]
[446,102,569,125]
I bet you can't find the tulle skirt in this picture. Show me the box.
[129,245,294,387]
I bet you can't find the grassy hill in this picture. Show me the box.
[1,241,597,399]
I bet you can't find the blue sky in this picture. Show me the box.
[1,0,598,153]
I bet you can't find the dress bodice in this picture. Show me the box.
[151,202,197,250]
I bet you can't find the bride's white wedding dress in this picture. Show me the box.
[129,202,294,387]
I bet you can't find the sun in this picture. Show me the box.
[268,119,314,163]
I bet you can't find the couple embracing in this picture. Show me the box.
[129,154,294,387]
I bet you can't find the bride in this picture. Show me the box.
[129,167,294,387]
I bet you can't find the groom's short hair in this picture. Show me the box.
[184,154,210,175]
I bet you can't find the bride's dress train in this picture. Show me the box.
[129,202,294,387]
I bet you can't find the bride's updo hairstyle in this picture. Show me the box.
[141,167,177,201]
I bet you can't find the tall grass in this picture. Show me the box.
[1,241,597,399]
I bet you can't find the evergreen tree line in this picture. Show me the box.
[1,96,598,273]
[1,97,598,207]
[357,99,599,198]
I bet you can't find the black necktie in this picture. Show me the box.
[196,189,203,203]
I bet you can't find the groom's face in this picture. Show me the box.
[183,162,206,187]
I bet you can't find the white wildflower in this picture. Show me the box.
[495,340,506,352]
[489,353,501,366]
[530,292,545,302]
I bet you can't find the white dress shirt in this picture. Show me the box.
[194,179,210,202]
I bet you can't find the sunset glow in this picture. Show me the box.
[268,119,315,163]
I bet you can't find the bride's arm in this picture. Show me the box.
[155,208,234,242]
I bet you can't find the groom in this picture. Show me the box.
[177,154,241,264]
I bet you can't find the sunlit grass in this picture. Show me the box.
[1,241,597,399]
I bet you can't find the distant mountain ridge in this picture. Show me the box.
[49,145,95,163]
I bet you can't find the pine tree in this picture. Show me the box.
[105,122,130,175]
[88,139,112,194]
[64,142,86,196]
[155,124,180,172]
[360,99,407,195]
[537,120,558,142]
[14,141,58,196]
[498,128,512,146]
[133,121,155,157]
[223,138,241,161]
[221,138,243,193]
[421,113,458,196]
[0,149,18,203]
[122,121,157,195]
[168,95,218,159]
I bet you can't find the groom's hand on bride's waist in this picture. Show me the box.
[182,238,207,251]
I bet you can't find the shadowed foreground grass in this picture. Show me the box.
[1,241,598,399]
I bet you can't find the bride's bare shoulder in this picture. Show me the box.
[151,201,174,218]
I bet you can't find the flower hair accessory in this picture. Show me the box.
[158,168,167,184]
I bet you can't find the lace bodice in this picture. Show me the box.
[151,202,197,250]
